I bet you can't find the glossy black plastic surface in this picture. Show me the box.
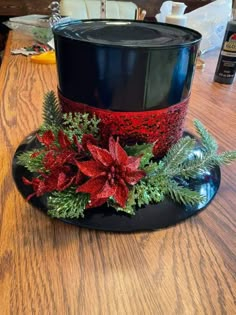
[53,20,201,111]
[12,132,221,232]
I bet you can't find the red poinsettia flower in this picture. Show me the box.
[37,129,78,152]
[23,164,79,199]
[76,137,146,208]
[36,130,55,149]
[24,130,86,199]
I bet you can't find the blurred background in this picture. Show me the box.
[0,0,234,63]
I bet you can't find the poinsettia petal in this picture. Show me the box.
[26,192,36,201]
[40,130,55,147]
[76,160,106,177]
[115,139,128,165]
[53,150,75,167]
[75,170,85,185]
[73,135,83,154]
[96,180,116,199]
[22,177,33,185]
[57,172,74,191]
[125,170,146,185]
[113,181,129,208]
[58,130,71,149]
[35,180,47,196]
[43,151,56,169]
[108,137,116,159]
[82,134,97,150]
[126,156,142,170]
[76,175,106,194]
[87,143,113,167]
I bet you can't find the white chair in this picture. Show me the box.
[60,0,137,20]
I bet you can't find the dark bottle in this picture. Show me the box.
[214,20,236,84]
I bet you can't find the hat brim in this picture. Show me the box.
[12,131,221,232]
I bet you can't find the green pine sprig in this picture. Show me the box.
[47,189,90,219]
[172,120,236,179]
[161,136,196,177]
[42,91,62,127]
[17,150,45,172]
[215,151,236,164]
[134,171,204,207]
[175,154,216,179]
[164,179,205,205]
[194,120,218,153]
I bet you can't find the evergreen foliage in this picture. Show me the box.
[194,120,218,153]
[62,112,100,142]
[125,143,154,168]
[134,180,165,207]
[42,91,62,127]
[161,136,196,177]
[165,179,205,205]
[216,151,236,165]
[48,189,90,219]
[17,150,45,172]
[110,191,136,215]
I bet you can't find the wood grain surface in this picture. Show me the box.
[0,32,235,315]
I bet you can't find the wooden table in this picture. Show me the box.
[0,32,235,315]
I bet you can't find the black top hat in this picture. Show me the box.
[53,19,201,111]
[13,20,220,233]
[53,20,201,156]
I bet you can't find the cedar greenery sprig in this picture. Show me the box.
[47,189,90,219]
[16,92,236,218]
[17,150,45,173]
[62,112,100,142]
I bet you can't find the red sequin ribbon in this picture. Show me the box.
[58,91,189,157]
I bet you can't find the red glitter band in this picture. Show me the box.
[58,91,189,157]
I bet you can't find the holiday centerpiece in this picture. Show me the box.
[13,19,236,231]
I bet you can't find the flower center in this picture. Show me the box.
[107,164,126,186]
